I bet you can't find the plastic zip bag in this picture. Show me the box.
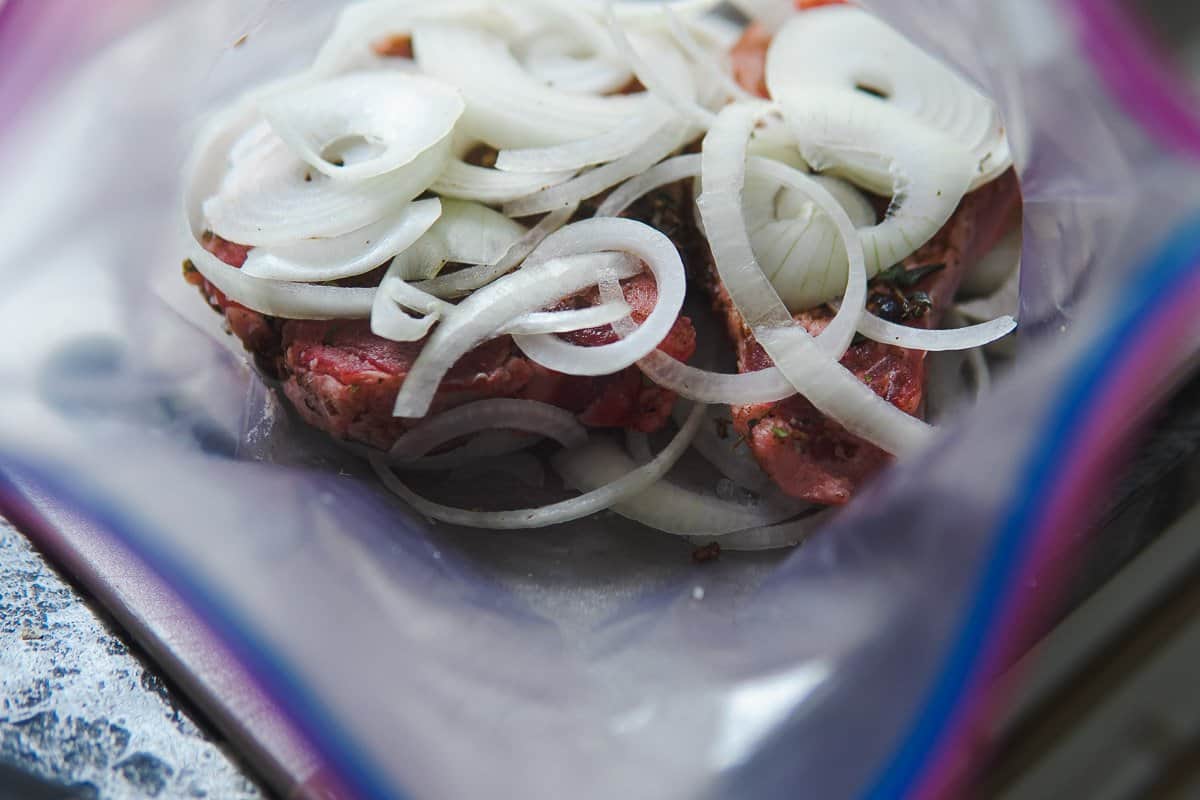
[3,1,1200,798]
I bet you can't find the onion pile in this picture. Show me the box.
[182,0,1018,549]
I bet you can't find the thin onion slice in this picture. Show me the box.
[389,398,587,460]
[494,107,672,174]
[389,199,527,281]
[671,403,770,492]
[431,157,577,204]
[416,204,576,298]
[518,34,632,94]
[688,510,834,551]
[603,4,715,128]
[662,4,759,105]
[393,251,641,417]
[391,431,537,472]
[310,0,505,77]
[190,243,375,320]
[240,198,442,282]
[699,103,932,455]
[413,22,651,149]
[204,128,452,248]
[370,289,440,342]
[511,217,687,376]
[503,119,693,217]
[581,0,725,25]
[852,310,1017,352]
[766,6,1011,190]
[503,301,632,335]
[370,276,449,342]
[774,90,976,273]
[371,402,705,528]
[728,0,795,33]
[183,106,376,319]
[260,71,465,181]
[555,439,804,535]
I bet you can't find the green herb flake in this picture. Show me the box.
[181,258,197,276]
[771,426,791,441]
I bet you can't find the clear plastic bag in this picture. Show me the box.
[3,1,1200,798]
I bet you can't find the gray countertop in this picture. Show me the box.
[0,518,265,800]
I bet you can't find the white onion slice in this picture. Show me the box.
[555,439,804,535]
[189,244,376,320]
[853,311,1017,352]
[688,510,834,552]
[671,403,770,492]
[416,204,576,298]
[371,402,705,528]
[635,353,796,404]
[663,4,759,105]
[503,301,632,335]
[519,35,632,94]
[370,276,450,341]
[511,218,687,376]
[260,72,464,182]
[393,251,641,417]
[603,5,715,128]
[742,159,872,320]
[699,103,932,455]
[775,90,976,273]
[310,0,506,77]
[494,107,671,174]
[766,6,1011,191]
[414,22,651,149]
[204,129,452,248]
[582,0,725,25]
[503,119,692,217]
[388,398,587,460]
[389,199,527,281]
[183,107,376,319]
[595,153,701,217]
[728,0,795,33]
[391,431,538,472]
[432,158,576,205]
[240,198,442,282]
[370,290,440,342]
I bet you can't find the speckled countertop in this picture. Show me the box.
[0,518,265,800]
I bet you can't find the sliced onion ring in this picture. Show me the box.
[494,108,671,174]
[603,4,715,128]
[431,158,576,204]
[416,204,576,298]
[240,198,442,283]
[391,431,538,472]
[204,128,452,248]
[851,310,1017,352]
[392,251,641,417]
[688,510,834,551]
[511,217,687,376]
[388,198,526,281]
[413,21,652,149]
[699,102,932,455]
[388,398,587,460]
[766,6,1012,191]
[555,438,804,535]
[371,402,705,528]
[503,301,632,335]
[184,106,375,319]
[260,71,465,181]
[502,118,693,217]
